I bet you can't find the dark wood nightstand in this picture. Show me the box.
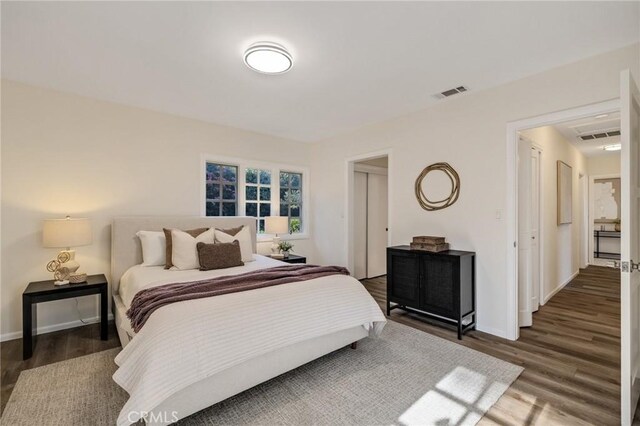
[277,254,306,264]
[22,274,108,360]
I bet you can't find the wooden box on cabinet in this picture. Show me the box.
[386,245,476,339]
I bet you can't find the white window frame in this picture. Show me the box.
[201,154,310,241]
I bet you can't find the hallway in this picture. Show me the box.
[362,265,620,425]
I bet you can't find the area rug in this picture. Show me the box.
[1,321,522,426]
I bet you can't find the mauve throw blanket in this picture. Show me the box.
[127,264,350,332]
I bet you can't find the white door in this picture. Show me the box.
[518,137,533,327]
[531,148,541,312]
[620,69,640,425]
[367,173,388,278]
[353,171,368,280]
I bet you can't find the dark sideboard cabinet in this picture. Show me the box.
[386,245,476,339]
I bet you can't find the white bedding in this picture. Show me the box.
[113,255,386,426]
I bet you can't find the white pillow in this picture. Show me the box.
[171,228,215,270]
[215,226,254,262]
[136,231,166,266]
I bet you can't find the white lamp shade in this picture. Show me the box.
[265,216,289,235]
[43,217,92,248]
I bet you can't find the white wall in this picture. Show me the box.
[588,153,621,176]
[520,126,587,302]
[310,44,639,338]
[0,80,313,339]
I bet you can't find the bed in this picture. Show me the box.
[111,216,386,425]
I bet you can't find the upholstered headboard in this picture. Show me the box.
[111,216,257,294]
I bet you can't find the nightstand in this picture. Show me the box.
[278,254,306,264]
[22,274,108,360]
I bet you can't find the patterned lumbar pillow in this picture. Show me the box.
[170,228,215,270]
[197,241,244,271]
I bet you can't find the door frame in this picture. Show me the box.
[580,173,589,269]
[506,99,620,341]
[589,173,621,266]
[345,149,392,275]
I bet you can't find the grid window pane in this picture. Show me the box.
[245,168,258,184]
[280,172,289,186]
[222,166,237,183]
[259,219,265,233]
[280,188,288,203]
[222,185,236,200]
[246,202,257,217]
[280,204,289,216]
[260,203,271,217]
[290,173,301,188]
[206,183,219,199]
[206,201,220,216]
[206,163,221,181]
[290,217,301,233]
[260,187,271,201]
[222,202,236,216]
[259,170,271,185]
[290,205,300,217]
[246,186,257,201]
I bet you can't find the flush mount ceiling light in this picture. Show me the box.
[244,42,292,74]
[603,143,622,151]
[595,113,609,119]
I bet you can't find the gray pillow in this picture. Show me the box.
[196,241,244,271]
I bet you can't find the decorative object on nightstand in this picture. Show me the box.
[22,274,108,359]
[265,216,289,259]
[43,216,92,285]
[278,241,294,258]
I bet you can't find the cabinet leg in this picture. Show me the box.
[386,301,391,316]
[457,322,462,340]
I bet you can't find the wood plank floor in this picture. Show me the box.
[0,321,121,415]
[362,265,621,425]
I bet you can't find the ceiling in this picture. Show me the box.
[554,112,621,157]
[2,2,639,143]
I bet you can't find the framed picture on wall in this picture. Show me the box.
[557,160,572,225]
[594,177,621,223]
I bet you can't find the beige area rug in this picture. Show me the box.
[2,321,522,426]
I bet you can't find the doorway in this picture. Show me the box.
[353,157,388,279]
[506,99,620,340]
[345,150,392,277]
[516,136,542,328]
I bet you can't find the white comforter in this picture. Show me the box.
[113,255,386,425]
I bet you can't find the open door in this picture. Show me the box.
[620,69,640,425]
[518,136,533,327]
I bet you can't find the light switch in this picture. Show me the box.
[495,210,502,220]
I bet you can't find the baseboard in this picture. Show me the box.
[542,269,579,305]
[475,323,507,339]
[0,313,115,342]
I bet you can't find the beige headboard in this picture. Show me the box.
[111,216,257,294]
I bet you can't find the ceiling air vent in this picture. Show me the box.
[433,86,468,100]
[579,129,621,140]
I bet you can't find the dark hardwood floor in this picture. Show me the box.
[0,321,120,415]
[363,265,621,425]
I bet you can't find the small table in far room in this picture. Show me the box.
[22,274,108,360]
[275,254,307,264]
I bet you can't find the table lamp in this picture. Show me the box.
[265,216,289,258]
[43,216,92,285]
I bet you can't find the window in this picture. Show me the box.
[203,157,307,236]
[280,171,302,233]
[245,168,271,233]
[205,163,237,216]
